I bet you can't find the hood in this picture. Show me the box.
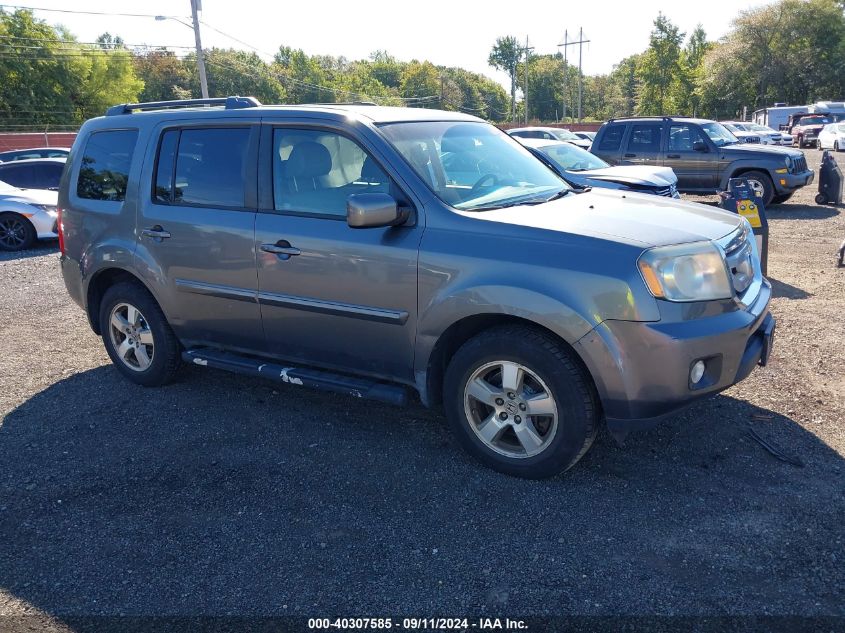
[721,143,803,158]
[578,165,677,187]
[566,139,592,149]
[460,188,741,248]
[0,188,58,206]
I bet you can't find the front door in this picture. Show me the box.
[136,123,263,351]
[254,124,420,381]
[664,123,717,192]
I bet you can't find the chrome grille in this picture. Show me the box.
[654,183,678,197]
[720,224,755,295]
[793,155,807,173]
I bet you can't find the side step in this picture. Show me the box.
[182,348,409,406]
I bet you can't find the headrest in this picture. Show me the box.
[287,142,332,179]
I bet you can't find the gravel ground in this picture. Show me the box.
[1,150,844,628]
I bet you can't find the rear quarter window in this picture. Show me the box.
[76,129,138,202]
[598,124,626,151]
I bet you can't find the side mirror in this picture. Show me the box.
[347,193,409,229]
[692,140,708,152]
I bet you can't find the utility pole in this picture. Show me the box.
[557,30,568,123]
[190,0,209,99]
[558,28,590,122]
[522,36,534,125]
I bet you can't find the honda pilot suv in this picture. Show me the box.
[58,97,775,478]
[592,116,813,205]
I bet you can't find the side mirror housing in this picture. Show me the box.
[347,193,409,229]
[693,140,708,152]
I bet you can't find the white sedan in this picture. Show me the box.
[817,123,845,151]
[0,180,58,251]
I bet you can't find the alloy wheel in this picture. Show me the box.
[0,216,27,249]
[108,302,155,371]
[463,360,558,459]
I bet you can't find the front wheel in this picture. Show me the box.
[99,282,181,387]
[835,141,840,152]
[816,193,829,205]
[0,213,36,251]
[443,326,599,479]
[742,170,775,206]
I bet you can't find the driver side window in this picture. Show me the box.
[668,124,706,152]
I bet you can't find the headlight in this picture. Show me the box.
[638,241,732,302]
[784,156,794,172]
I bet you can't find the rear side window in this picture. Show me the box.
[154,127,250,208]
[627,123,663,152]
[0,165,36,188]
[598,124,625,151]
[76,129,138,201]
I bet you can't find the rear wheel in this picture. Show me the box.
[816,193,829,205]
[836,141,840,152]
[0,213,36,251]
[741,170,774,206]
[99,282,181,386]
[443,325,599,479]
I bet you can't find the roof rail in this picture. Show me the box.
[106,95,262,116]
[300,101,379,106]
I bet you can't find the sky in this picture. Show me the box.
[3,0,778,88]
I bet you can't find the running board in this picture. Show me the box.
[182,348,409,406]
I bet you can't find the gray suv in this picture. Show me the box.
[59,97,775,478]
[592,116,813,205]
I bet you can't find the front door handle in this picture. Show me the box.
[141,225,171,240]
[624,153,637,158]
[260,240,301,257]
[667,153,681,159]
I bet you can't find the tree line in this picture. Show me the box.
[497,0,845,123]
[1,0,844,131]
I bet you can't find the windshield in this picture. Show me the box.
[749,123,773,133]
[801,116,831,126]
[550,129,580,141]
[727,123,749,132]
[539,142,609,172]
[700,122,738,147]
[379,121,568,211]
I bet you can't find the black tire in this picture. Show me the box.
[835,141,840,152]
[99,281,181,387]
[741,170,774,206]
[0,212,36,251]
[770,192,793,205]
[443,325,599,479]
[815,193,828,205]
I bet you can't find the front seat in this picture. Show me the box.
[285,141,332,192]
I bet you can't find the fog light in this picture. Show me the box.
[690,360,706,384]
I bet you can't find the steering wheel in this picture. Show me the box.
[471,173,499,192]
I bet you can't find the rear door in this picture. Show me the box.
[254,121,421,380]
[135,122,263,352]
[664,123,717,191]
[621,122,663,166]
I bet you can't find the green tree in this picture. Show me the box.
[670,25,711,116]
[400,61,440,108]
[636,13,684,114]
[488,36,522,121]
[134,50,192,102]
[191,48,285,103]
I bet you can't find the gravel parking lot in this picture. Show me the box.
[1,150,844,628]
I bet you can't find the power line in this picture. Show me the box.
[0,34,195,49]
[0,4,189,19]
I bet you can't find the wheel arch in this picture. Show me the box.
[85,267,163,335]
[421,313,599,411]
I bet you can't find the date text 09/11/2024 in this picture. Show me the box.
[307,618,528,630]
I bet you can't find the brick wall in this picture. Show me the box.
[0,133,77,152]
[498,122,603,132]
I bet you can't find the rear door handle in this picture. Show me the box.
[141,225,171,239]
[260,240,301,257]
[667,153,681,159]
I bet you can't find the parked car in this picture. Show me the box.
[0,157,66,190]
[746,123,792,146]
[573,131,596,143]
[816,123,845,151]
[517,137,679,197]
[591,116,813,205]
[0,179,58,251]
[720,122,763,144]
[59,97,774,479]
[788,114,833,148]
[0,147,69,162]
[507,126,592,149]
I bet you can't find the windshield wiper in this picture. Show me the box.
[542,188,573,202]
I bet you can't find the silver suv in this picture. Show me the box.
[58,97,775,478]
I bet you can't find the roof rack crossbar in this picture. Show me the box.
[106,95,262,116]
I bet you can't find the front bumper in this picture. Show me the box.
[573,280,773,434]
[777,169,814,192]
[28,209,59,239]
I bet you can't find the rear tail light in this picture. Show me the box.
[57,207,65,255]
